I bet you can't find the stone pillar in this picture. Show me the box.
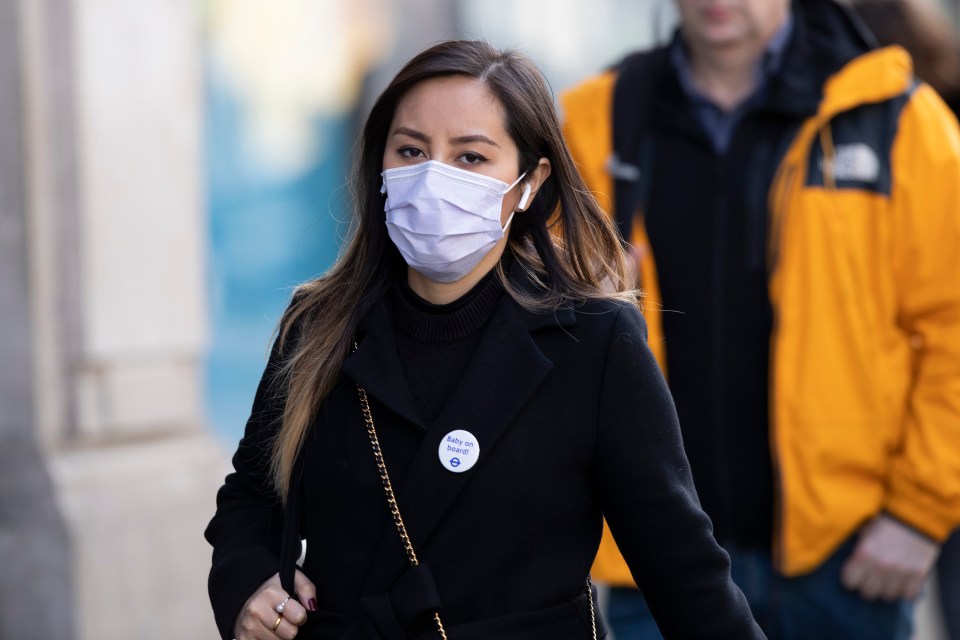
[12,0,228,637]
[0,0,73,637]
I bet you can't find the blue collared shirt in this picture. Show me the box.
[671,14,794,154]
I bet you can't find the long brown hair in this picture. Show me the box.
[269,40,636,500]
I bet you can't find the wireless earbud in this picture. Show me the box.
[517,183,532,211]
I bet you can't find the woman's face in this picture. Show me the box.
[382,74,526,226]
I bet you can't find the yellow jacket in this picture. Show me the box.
[561,46,960,580]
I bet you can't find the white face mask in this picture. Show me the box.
[382,160,527,283]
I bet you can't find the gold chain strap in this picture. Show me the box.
[586,576,597,640]
[357,383,596,640]
[357,385,448,640]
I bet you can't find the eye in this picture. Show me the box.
[458,152,486,166]
[398,146,425,160]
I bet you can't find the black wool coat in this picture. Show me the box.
[205,286,765,640]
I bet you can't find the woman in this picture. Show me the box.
[205,40,764,640]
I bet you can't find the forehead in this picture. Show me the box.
[391,75,509,137]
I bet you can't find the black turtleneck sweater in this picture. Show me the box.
[390,272,504,425]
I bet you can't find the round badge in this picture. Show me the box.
[438,429,480,473]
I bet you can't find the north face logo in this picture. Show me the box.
[821,142,881,184]
[805,97,905,194]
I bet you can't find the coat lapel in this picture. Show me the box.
[341,297,427,431]
[361,292,576,592]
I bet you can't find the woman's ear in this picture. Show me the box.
[516,158,552,212]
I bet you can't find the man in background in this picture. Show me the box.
[562,0,960,637]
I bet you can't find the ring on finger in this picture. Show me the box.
[275,595,292,614]
[272,615,283,632]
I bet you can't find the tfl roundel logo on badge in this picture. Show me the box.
[439,430,479,473]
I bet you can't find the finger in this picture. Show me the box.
[903,571,928,601]
[294,569,318,612]
[271,615,300,640]
[879,568,909,602]
[260,589,292,624]
[236,628,267,640]
[236,615,273,640]
[272,592,296,614]
[262,611,283,636]
[247,623,277,640]
[236,598,281,640]
[840,556,867,591]
[236,574,287,640]
[281,597,308,626]
[255,599,289,635]
[859,565,886,601]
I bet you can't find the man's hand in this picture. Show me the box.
[840,514,939,602]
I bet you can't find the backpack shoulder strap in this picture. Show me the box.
[611,48,669,241]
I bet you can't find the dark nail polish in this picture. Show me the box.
[308,598,318,612]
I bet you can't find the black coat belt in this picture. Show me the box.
[356,563,443,638]
[295,585,603,640]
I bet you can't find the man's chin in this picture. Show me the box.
[698,29,749,49]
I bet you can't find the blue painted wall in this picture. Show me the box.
[204,69,351,445]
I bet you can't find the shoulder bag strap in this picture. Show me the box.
[356,384,449,640]
[356,384,598,640]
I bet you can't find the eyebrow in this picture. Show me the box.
[393,127,500,148]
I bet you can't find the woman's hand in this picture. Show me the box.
[233,570,317,639]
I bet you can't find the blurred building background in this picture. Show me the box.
[0,0,956,638]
